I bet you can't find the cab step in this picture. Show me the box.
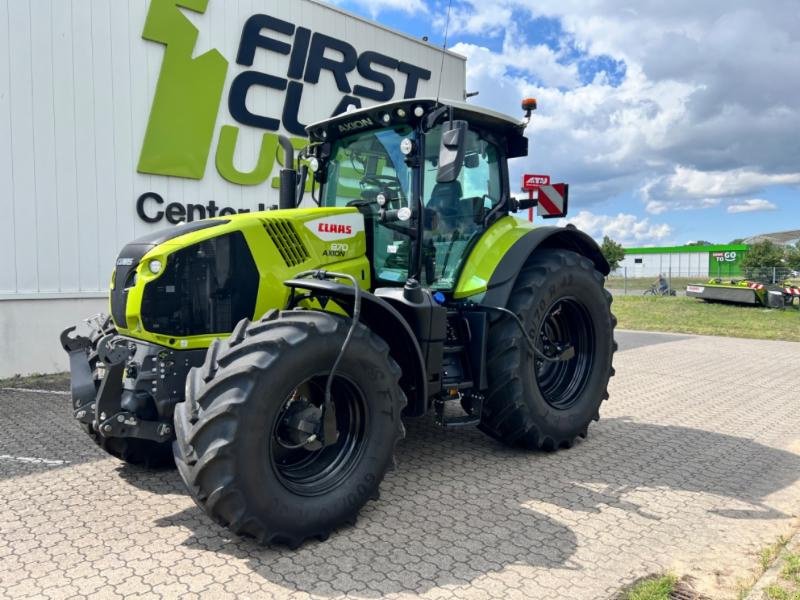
[434,392,484,430]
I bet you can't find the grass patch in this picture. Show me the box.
[0,372,70,391]
[783,553,800,584]
[736,535,793,599]
[762,538,792,571]
[612,296,800,342]
[765,584,795,600]
[766,551,800,599]
[620,574,678,600]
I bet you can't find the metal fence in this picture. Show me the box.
[607,266,799,295]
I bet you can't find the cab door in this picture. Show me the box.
[421,126,504,290]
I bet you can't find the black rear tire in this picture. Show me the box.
[173,310,405,547]
[479,249,616,450]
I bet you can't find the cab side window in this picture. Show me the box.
[421,127,502,289]
[423,127,502,290]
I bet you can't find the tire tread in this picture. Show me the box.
[479,249,616,450]
[173,310,405,547]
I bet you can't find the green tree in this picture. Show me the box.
[742,240,786,270]
[600,236,625,272]
[687,240,712,246]
[785,244,800,271]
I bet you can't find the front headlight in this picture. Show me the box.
[148,259,163,274]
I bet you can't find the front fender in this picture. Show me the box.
[283,278,429,416]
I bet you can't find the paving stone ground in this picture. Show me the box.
[1,332,799,600]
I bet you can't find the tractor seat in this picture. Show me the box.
[428,180,479,233]
[427,181,463,220]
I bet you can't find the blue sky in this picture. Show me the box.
[329,0,800,246]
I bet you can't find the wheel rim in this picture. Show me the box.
[270,375,367,497]
[533,298,595,410]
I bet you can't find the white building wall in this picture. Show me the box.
[0,298,107,377]
[0,0,466,377]
[617,252,710,278]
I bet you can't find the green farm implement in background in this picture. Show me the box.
[686,278,800,308]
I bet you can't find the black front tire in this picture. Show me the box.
[81,423,175,468]
[173,310,405,547]
[479,249,616,450]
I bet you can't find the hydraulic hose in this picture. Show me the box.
[474,303,575,363]
[292,270,363,446]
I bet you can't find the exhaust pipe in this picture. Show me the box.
[278,135,297,211]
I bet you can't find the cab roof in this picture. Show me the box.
[306,98,530,158]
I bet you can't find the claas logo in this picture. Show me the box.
[318,223,353,234]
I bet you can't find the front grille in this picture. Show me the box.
[262,219,310,267]
[111,250,149,329]
[110,266,134,328]
[140,232,259,337]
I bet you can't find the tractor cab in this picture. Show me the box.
[303,99,534,292]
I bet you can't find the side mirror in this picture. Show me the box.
[436,120,468,183]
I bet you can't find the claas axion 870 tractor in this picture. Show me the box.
[62,98,616,546]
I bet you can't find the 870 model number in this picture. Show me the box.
[323,243,349,257]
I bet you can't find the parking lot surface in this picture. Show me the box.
[1,332,799,600]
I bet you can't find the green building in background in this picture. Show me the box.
[618,244,749,278]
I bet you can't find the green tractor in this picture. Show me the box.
[61,98,616,546]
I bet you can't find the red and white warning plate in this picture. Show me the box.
[537,184,569,219]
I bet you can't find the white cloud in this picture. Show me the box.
[328,0,426,18]
[335,0,799,236]
[646,167,800,201]
[434,4,513,36]
[558,210,673,245]
[440,0,800,221]
[645,198,720,215]
[727,199,778,214]
[451,25,580,89]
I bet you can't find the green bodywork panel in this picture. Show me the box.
[453,216,535,299]
[113,207,370,350]
[113,209,542,350]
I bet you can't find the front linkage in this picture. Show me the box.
[60,315,204,449]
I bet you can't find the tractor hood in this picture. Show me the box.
[108,208,370,350]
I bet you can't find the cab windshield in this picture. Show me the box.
[323,126,413,209]
[320,122,503,290]
[323,126,415,284]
